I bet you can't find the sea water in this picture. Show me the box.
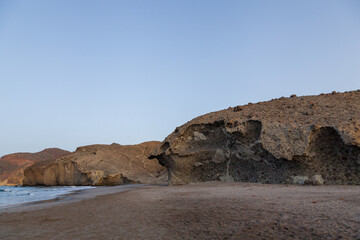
[0,186,95,208]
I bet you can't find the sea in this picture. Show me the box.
[0,186,95,209]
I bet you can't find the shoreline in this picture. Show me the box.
[0,184,159,213]
[0,182,359,239]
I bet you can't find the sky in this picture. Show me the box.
[0,0,359,156]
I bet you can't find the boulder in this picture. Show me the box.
[150,90,360,185]
[23,141,166,186]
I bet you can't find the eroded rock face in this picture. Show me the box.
[150,91,360,185]
[0,148,71,186]
[23,141,166,186]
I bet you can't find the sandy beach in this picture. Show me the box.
[0,182,359,239]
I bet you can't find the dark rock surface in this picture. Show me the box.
[23,141,167,186]
[150,90,360,185]
[0,148,71,185]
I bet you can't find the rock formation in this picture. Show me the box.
[23,141,167,186]
[0,148,71,185]
[150,90,360,185]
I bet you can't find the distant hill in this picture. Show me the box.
[0,148,71,185]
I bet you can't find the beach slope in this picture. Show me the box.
[0,182,359,239]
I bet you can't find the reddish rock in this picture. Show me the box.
[0,148,71,185]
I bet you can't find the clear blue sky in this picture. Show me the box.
[0,0,359,156]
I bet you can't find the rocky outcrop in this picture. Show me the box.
[0,148,71,185]
[23,141,166,186]
[150,90,360,185]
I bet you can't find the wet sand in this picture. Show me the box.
[0,182,359,239]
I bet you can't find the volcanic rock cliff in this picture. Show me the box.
[23,141,166,186]
[0,148,71,185]
[150,90,360,185]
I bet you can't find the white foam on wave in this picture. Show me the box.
[0,186,95,208]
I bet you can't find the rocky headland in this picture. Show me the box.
[23,141,166,186]
[2,91,359,187]
[1,91,359,239]
[150,90,360,185]
[0,148,71,186]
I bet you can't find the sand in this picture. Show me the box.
[0,182,359,239]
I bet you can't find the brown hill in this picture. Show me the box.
[150,90,360,185]
[23,141,167,186]
[0,148,71,185]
